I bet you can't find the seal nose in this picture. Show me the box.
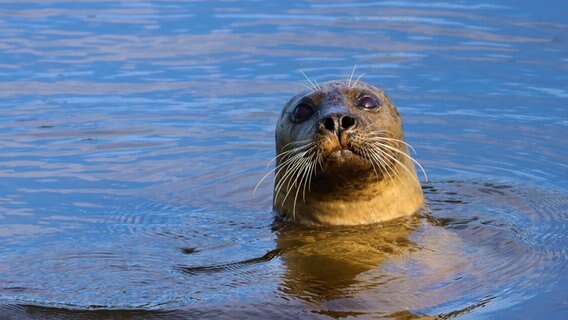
[340,115,356,130]
[320,113,357,134]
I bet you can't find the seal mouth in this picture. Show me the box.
[325,147,369,167]
[327,149,357,162]
[330,149,354,158]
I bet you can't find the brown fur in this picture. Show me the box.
[274,80,424,226]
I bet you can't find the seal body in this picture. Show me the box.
[274,80,423,226]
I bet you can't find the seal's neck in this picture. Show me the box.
[274,156,424,226]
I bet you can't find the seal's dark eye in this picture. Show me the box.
[357,96,380,110]
[291,103,315,122]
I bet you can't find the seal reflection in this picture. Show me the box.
[275,215,420,302]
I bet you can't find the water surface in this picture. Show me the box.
[0,1,567,319]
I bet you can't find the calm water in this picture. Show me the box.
[1,1,567,319]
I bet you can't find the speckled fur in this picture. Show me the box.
[274,80,424,226]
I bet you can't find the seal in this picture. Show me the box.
[272,79,425,226]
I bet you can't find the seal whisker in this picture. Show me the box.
[362,131,424,179]
[271,142,314,163]
[316,150,325,172]
[361,145,399,218]
[366,144,397,182]
[283,155,313,220]
[378,147,401,181]
[256,154,301,195]
[367,136,417,154]
[275,163,301,208]
[352,72,366,88]
[307,153,321,193]
[372,143,415,184]
[281,139,313,151]
[371,142,426,191]
[347,64,357,87]
[274,152,309,201]
[373,141,428,181]
[351,142,383,181]
[313,77,322,91]
[254,142,315,195]
[299,70,319,92]
[361,147,380,180]
[354,131,399,180]
[368,128,395,138]
[301,154,317,202]
[369,148,391,180]
[293,155,316,219]
[275,149,314,206]
[300,83,316,92]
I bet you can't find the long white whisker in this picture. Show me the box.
[303,153,318,200]
[255,147,312,195]
[375,144,415,184]
[281,139,313,151]
[307,153,320,193]
[300,70,318,92]
[373,145,425,191]
[360,147,379,179]
[254,166,278,195]
[300,157,311,202]
[268,142,314,166]
[367,145,396,182]
[347,64,357,87]
[293,156,313,219]
[352,72,366,87]
[360,144,398,218]
[366,149,384,181]
[276,148,315,206]
[282,156,311,219]
[274,153,307,202]
[367,136,417,154]
[374,141,428,181]
[256,142,314,193]
[299,83,315,92]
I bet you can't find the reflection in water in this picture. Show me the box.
[167,181,568,318]
[274,180,568,317]
[276,218,419,303]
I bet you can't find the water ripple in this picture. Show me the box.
[1,0,567,318]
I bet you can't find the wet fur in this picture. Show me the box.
[272,80,424,226]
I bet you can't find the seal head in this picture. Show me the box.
[274,80,424,226]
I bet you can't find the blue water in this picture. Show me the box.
[1,1,567,319]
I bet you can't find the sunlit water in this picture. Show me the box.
[1,1,567,319]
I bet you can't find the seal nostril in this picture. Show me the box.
[341,115,356,129]
[324,117,335,131]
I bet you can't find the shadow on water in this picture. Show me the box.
[0,305,187,320]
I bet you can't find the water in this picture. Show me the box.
[0,1,567,319]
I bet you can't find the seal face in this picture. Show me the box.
[274,80,424,226]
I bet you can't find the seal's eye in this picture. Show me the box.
[357,96,381,110]
[291,103,315,122]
